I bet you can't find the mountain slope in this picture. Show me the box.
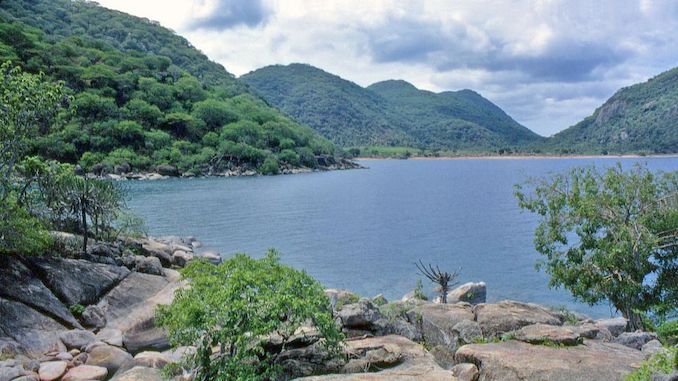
[0,0,338,175]
[242,64,543,151]
[549,67,678,153]
[367,80,543,149]
[241,64,413,147]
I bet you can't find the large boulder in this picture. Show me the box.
[155,164,179,177]
[61,365,108,381]
[595,317,628,337]
[132,351,173,369]
[26,257,130,306]
[325,289,359,310]
[0,256,80,328]
[512,323,582,346]
[445,282,486,305]
[139,240,173,267]
[297,335,456,380]
[408,302,475,349]
[110,366,164,381]
[121,255,163,276]
[336,299,382,331]
[38,361,68,381]
[0,297,66,356]
[474,300,563,337]
[85,344,133,375]
[613,331,659,350]
[455,340,646,381]
[59,330,96,351]
[123,326,170,354]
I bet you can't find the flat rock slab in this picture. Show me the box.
[455,339,646,381]
[474,300,563,337]
[0,256,80,328]
[299,335,457,381]
[513,323,582,346]
[27,257,130,306]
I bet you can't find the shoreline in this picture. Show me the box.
[356,153,678,161]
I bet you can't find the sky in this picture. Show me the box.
[96,0,678,137]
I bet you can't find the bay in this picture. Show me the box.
[126,156,677,317]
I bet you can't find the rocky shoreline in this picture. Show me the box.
[83,157,363,181]
[0,235,675,381]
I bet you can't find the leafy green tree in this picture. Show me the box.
[516,164,678,329]
[156,251,343,381]
[192,98,238,132]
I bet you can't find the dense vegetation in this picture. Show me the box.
[1,63,134,256]
[242,64,544,152]
[0,0,337,176]
[548,67,678,154]
[157,251,343,381]
[516,164,678,329]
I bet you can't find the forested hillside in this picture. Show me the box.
[0,0,337,175]
[243,64,544,151]
[548,67,678,154]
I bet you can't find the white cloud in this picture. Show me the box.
[95,0,678,136]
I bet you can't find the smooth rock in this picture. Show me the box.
[0,256,81,328]
[641,339,664,355]
[123,327,171,354]
[298,335,454,380]
[512,323,582,346]
[455,339,646,381]
[140,241,173,267]
[324,289,359,310]
[38,361,68,381]
[110,366,163,381]
[61,365,108,381]
[0,367,23,381]
[453,319,483,344]
[336,299,382,330]
[408,302,475,349]
[171,250,194,267]
[26,257,130,306]
[595,317,628,337]
[81,305,106,329]
[85,344,133,375]
[196,250,222,265]
[614,331,659,350]
[132,351,173,369]
[55,352,73,361]
[451,363,479,381]
[60,330,96,351]
[474,300,563,337]
[96,328,123,347]
[12,375,39,381]
[446,282,486,305]
[0,298,67,356]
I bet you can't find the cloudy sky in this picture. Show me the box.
[96,0,677,136]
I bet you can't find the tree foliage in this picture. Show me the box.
[156,250,343,381]
[516,164,678,328]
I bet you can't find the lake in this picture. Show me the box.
[126,156,678,318]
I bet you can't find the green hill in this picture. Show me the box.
[242,63,543,151]
[0,0,338,175]
[548,67,678,154]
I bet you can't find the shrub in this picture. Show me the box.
[259,156,279,175]
[624,347,677,381]
[657,320,678,345]
[156,251,343,381]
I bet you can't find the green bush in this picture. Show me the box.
[156,251,343,381]
[69,304,85,317]
[657,320,678,345]
[624,347,677,381]
[259,156,279,175]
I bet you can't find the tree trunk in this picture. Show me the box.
[622,307,644,331]
[81,204,88,252]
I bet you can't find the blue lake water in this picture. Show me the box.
[126,157,677,318]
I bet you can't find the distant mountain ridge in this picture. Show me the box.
[549,67,678,153]
[242,63,543,150]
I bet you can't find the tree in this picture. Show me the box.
[515,164,678,329]
[156,250,343,381]
[416,260,460,304]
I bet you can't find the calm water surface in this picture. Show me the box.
[127,157,678,317]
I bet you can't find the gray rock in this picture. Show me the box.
[512,323,582,346]
[132,351,173,369]
[641,339,664,355]
[171,250,194,267]
[446,282,486,305]
[0,256,81,328]
[0,366,23,381]
[86,344,133,375]
[336,299,382,330]
[474,300,563,338]
[123,327,170,354]
[0,297,66,356]
[453,319,483,344]
[651,372,678,381]
[196,250,222,265]
[26,257,130,306]
[61,365,108,381]
[96,328,123,347]
[139,241,173,267]
[451,363,479,381]
[81,305,106,329]
[155,164,179,177]
[38,361,68,381]
[613,331,658,350]
[324,289,359,310]
[455,339,647,381]
[60,330,96,351]
[595,317,628,337]
[408,302,475,349]
[110,366,164,381]
[124,256,163,276]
